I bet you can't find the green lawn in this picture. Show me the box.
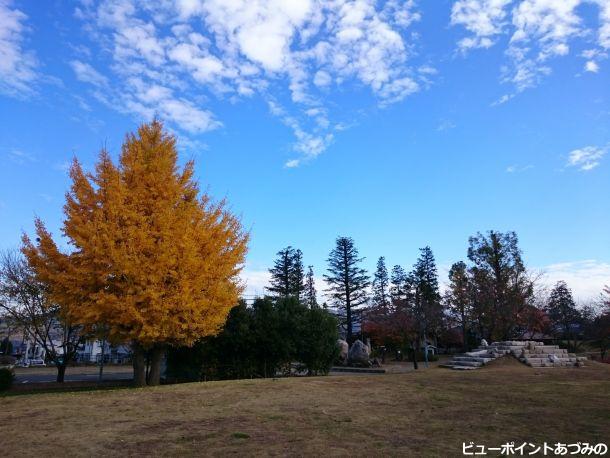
[2,358,609,457]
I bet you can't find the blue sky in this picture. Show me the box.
[0,0,609,300]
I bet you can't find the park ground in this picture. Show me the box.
[2,358,609,457]
[10,359,430,385]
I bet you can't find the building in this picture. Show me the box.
[1,315,131,365]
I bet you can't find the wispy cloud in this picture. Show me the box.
[538,260,610,301]
[436,119,456,132]
[506,164,533,173]
[72,0,426,166]
[0,0,38,97]
[70,60,108,87]
[7,148,35,164]
[451,0,610,95]
[566,145,607,171]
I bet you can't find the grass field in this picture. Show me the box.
[2,358,609,457]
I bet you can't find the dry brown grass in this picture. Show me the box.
[2,358,609,457]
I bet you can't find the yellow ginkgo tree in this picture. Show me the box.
[22,121,249,386]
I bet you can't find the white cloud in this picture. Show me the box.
[0,0,38,97]
[73,0,425,166]
[566,145,607,171]
[239,269,271,298]
[71,60,108,86]
[504,0,582,91]
[451,0,512,51]
[510,0,582,57]
[269,100,334,167]
[585,60,600,72]
[313,69,331,87]
[538,260,610,301]
[240,266,328,301]
[451,0,610,93]
[595,0,610,49]
[506,164,533,173]
[581,47,608,72]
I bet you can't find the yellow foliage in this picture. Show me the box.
[22,121,249,347]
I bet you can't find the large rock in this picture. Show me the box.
[337,339,349,365]
[348,339,371,367]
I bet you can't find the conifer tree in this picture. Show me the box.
[372,256,390,309]
[291,249,305,300]
[268,247,295,299]
[411,246,442,365]
[304,265,318,308]
[324,236,369,343]
[390,265,408,305]
[22,121,248,386]
[268,246,304,300]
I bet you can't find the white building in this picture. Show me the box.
[1,316,131,365]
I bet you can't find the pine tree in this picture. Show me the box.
[372,256,390,309]
[267,246,304,300]
[290,249,305,300]
[411,246,442,359]
[22,121,249,386]
[268,247,295,299]
[304,265,318,308]
[324,236,370,343]
[390,265,408,305]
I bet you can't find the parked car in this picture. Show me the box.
[28,358,46,367]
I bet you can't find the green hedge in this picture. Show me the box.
[0,367,14,391]
[166,297,339,382]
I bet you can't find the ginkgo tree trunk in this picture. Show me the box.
[22,120,249,387]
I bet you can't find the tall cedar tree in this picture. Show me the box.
[304,265,318,308]
[546,281,580,350]
[411,247,442,350]
[372,257,390,310]
[324,237,370,343]
[268,247,304,300]
[268,247,293,299]
[291,249,305,300]
[390,265,408,305]
[446,261,472,352]
[467,231,533,341]
[22,121,248,386]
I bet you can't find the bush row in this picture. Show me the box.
[166,297,339,381]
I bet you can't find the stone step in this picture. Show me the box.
[525,356,578,363]
[443,340,587,371]
[452,356,494,364]
[448,365,479,370]
[491,341,526,346]
[521,351,568,357]
[451,360,483,367]
[527,348,566,354]
[528,361,578,367]
[525,358,580,367]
